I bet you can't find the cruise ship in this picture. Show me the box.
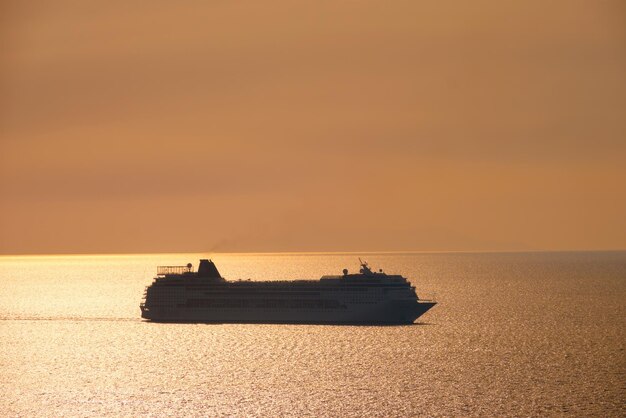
[140,259,436,324]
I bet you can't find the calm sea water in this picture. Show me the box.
[1,252,624,417]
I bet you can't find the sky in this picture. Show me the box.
[1,1,625,254]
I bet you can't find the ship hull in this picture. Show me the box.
[141,300,436,325]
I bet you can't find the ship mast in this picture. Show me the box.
[359,258,373,275]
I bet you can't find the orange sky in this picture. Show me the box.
[1,1,625,254]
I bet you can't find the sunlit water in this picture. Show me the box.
[1,252,624,417]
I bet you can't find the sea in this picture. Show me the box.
[1,252,624,417]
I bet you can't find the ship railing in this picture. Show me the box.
[157,265,192,275]
[418,291,437,302]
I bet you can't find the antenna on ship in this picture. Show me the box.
[359,258,372,275]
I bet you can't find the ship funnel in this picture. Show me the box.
[197,259,222,278]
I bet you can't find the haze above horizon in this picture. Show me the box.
[1,1,625,255]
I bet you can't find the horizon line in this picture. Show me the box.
[1,248,625,258]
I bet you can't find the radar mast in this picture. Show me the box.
[359,258,373,275]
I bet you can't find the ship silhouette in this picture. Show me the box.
[140,259,436,324]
